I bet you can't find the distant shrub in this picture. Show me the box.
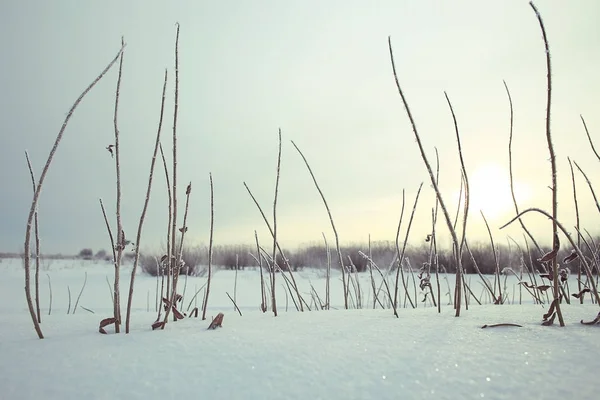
[78,248,93,260]
[95,249,107,259]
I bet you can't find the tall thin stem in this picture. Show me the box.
[504,80,541,253]
[291,140,348,309]
[388,37,463,316]
[25,151,41,323]
[125,69,168,333]
[23,43,125,339]
[202,174,215,320]
[529,1,564,326]
[271,129,282,316]
[568,157,583,304]
[112,37,125,333]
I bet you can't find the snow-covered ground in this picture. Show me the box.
[0,258,598,399]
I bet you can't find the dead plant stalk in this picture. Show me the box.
[22,43,125,339]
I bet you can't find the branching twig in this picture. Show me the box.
[23,41,126,339]
[388,37,463,316]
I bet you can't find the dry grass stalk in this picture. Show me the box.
[323,232,331,310]
[504,81,542,253]
[480,212,502,303]
[160,23,181,328]
[111,36,126,333]
[163,181,191,325]
[445,93,472,311]
[24,151,41,323]
[202,173,215,320]
[501,208,600,307]
[567,157,583,304]
[46,273,52,316]
[580,115,600,162]
[243,183,304,310]
[22,42,125,339]
[271,129,282,316]
[529,1,564,327]
[394,184,424,314]
[125,69,168,333]
[226,292,243,316]
[67,285,71,314]
[291,140,347,309]
[359,251,395,312]
[72,271,88,314]
[254,231,267,312]
[388,37,464,316]
[572,161,600,214]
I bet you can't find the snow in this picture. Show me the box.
[0,258,598,399]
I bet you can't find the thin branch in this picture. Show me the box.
[202,173,215,320]
[125,68,168,333]
[25,151,42,323]
[23,41,126,339]
[580,115,600,163]
[291,140,348,309]
[388,36,463,316]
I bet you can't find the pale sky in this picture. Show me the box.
[1,0,599,255]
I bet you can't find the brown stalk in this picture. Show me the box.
[72,271,87,314]
[394,184,424,313]
[23,42,125,339]
[529,1,564,326]
[500,208,600,306]
[388,37,464,316]
[161,23,181,328]
[291,140,347,308]
[580,115,600,162]
[125,69,168,333]
[46,273,52,316]
[254,231,267,312]
[573,161,600,214]
[271,129,282,316]
[164,181,191,325]
[111,36,126,333]
[567,157,583,303]
[243,182,304,310]
[504,80,542,254]
[226,292,242,316]
[323,232,331,310]
[202,174,215,320]
[158,143,172,320]
[25,151,41,323]
[481,212,502,303]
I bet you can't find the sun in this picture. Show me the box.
[455,163,531,221]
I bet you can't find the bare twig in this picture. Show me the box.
[202,173,215,320]
[388,37,463,316]
[23,41,125,339]
[226,292,242,316]
[271,129,282,316]
[291,140,347,308]
[25,151,41,323]
[46,273,52,316]
[529,1,564,326]
[568,157,583,303]
[111,36,126,333]
[504,80,542,253]
[580,115,600,163]
[125,69,168,333]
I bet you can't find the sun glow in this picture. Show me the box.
[456,163,532,221]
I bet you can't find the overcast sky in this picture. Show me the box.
[1,0,599,255]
